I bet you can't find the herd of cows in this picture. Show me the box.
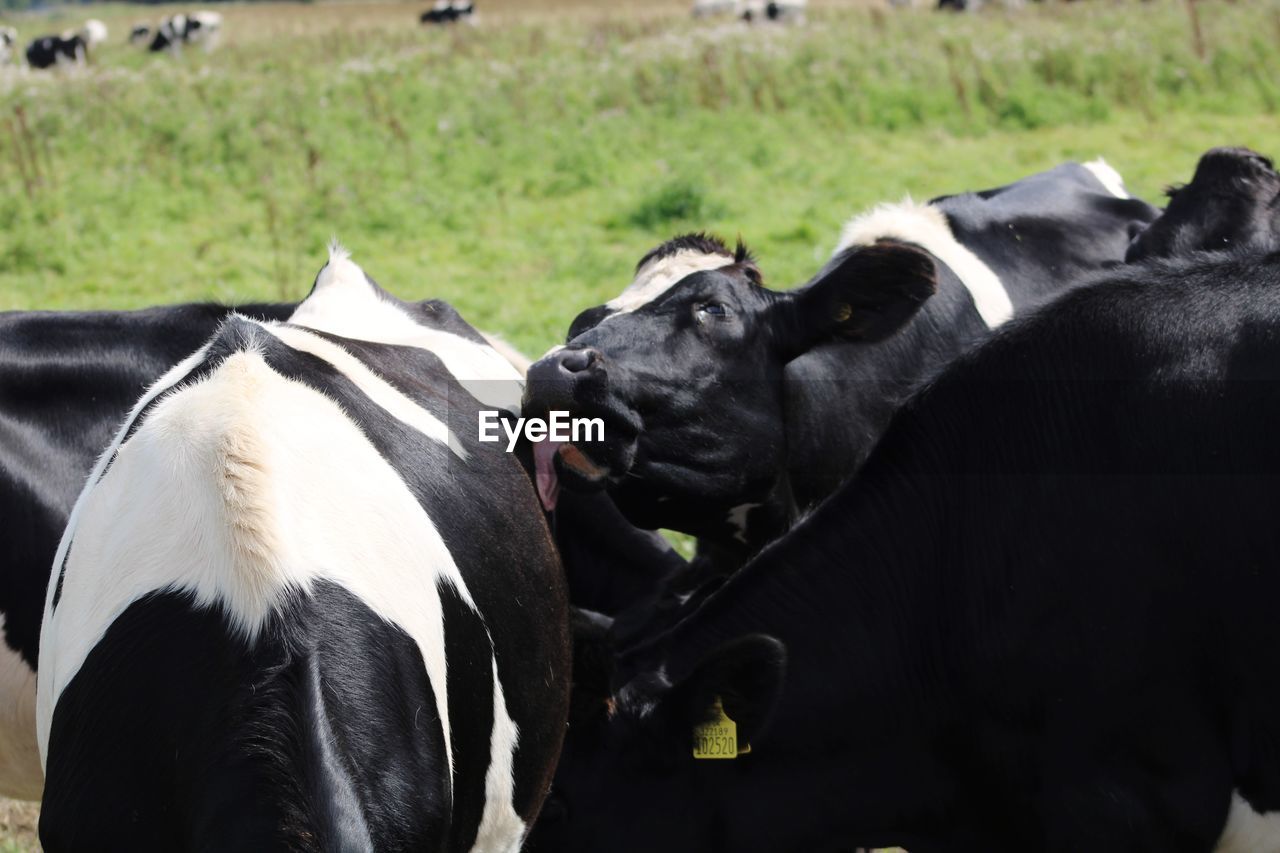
[0,2,475,71]
[0,12,220,71]
[1,144,1279,850]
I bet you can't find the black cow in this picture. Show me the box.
[37,248,570,850]
[530,247,1280,853]
[1127,146,1280,262]
[25,34,85,70]
[524,161,1157,577]
[421,1,476,25]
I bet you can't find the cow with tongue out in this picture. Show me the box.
[522,161,1160,616]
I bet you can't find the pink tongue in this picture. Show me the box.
[533,440,563,512]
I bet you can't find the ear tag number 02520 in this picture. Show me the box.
[693,696,750,759]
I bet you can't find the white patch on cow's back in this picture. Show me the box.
[37,349,477,782]
[261,323,465,459]
[1217,792,1280,853]
[288,246,523,413]
[1083,157,1130,200]
[0,618,40,801]
[604,249,734,316]
[838,198,1014,328]
[470,656,525,853]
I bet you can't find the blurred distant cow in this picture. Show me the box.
[25,34,83,70]
[421,0,475,25]
[27,20,105,69]
[129,24,153,46]
[145,12,222,53]
[741,0,807,22]
[0,27,17,65]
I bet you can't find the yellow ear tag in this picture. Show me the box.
[692,696,747,759]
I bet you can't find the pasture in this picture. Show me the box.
[1,0,1278,847]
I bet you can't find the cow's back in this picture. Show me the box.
[38,305,567,851]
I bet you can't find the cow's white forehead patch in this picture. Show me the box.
[1083,157,1130,200]
[605,249,734,316]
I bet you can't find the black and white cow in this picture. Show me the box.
[1127,147,1280,262]
[524,160,1157,577]
[145,12,222,53]
[529,247,1280,853]
[37,247,570,851]
[0,291,679,799]
[421,1,476,25]
[740,0,807,22]
[0,27,17,65]
[25,19,106,69]
[25,33,85,70]
[129,24,153,47]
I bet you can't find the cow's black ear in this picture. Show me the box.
[667,634,787,749]
[776,240,937,360]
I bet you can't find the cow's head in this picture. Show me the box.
[522,234,936,536]
[1127,147,1280,262]
[525,633,787,853]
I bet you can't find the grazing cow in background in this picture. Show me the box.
[523,160,1157,588]
[529,248,1280,853]
[145,16,184,52]
[1127,146,1280,261]
[0,27,17,65]
[741,0,807,22]
[145,12,222,53]
[422,0,476,25]
[37,247,570,851]
[25,33,85,70]
[26,21,103,69]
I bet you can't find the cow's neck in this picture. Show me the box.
[628,451,989,847]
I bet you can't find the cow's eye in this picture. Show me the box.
[696,303,728,318]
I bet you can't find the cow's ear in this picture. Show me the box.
[666,635,787,750]
[775,240,937,360]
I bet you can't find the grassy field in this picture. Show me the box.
[1,0,1279,847]
[1,0,1279,356]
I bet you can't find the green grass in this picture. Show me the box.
[0,0,1279,846]
[1,0,1279,357]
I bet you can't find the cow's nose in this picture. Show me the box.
[557,347,600,375]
